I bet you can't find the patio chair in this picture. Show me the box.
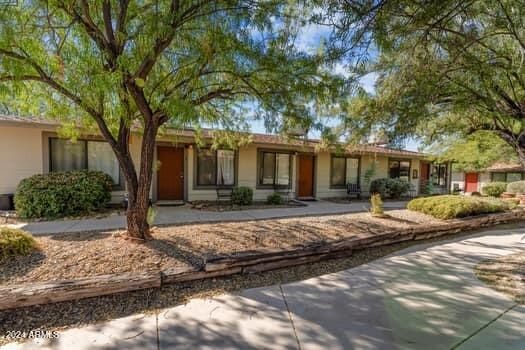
[216,186,234,208]
[346,183,362,200]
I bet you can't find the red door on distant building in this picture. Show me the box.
[465,173,479,193]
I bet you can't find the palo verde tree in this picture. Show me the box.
[0,1,337,240]
[323,0,525,166]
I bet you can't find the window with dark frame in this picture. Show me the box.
[258,150,291,187]
[389,159,410,182]
[491,172,524,182]
[431,163,448,186]
[196,149,235,187]
[330,156,359,187]
[49,138,122,188]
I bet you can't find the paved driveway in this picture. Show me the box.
[4,225,525,349]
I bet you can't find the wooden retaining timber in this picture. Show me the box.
[1,210,524,311]
[0,271,161,310]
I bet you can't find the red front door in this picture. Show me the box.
[298,154,315,197]
[157,146,184,200]
[465,173,479,193]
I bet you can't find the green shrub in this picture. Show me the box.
[0,227,37,260]
[266,193,283,205]
[506,181,525,194]
[482,182,507,197]
[370,194,384,216]
[370,178,411,199]
[14,170,113,219]
[407,195,512,220]
[232,186,253,206]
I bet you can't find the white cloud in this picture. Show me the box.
[295,23,331,53]
[359,72,378,94]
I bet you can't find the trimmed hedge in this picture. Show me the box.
[506,181,525,194]
[266,193,283,205]
[407,195,515,220]
[370,178,411,199]
[14,171,113,219]
[232,186,253,206]
[482,182,507,197]
[0,227,37,260]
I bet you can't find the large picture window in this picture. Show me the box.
[196,149,235,187]
[389,159,410,182]
[330,156,360,187]
[491,172,524,182]
[258,150,291,187]
[50,138,121,187]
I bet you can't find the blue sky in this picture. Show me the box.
[247,22,420,151]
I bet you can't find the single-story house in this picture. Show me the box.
[450,161,525,193]
[0,115,451,205]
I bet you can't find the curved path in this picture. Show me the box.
[4,225,525,349]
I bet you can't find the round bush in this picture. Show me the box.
[14,170,113,219]
[481,182,507,197]
[506,181,525,194]
[232,186,253,206]
[266,193,283,205]
[370,178,411,199]
[370,178,389,197]
[0,227,37,260]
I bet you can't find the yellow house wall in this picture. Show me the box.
[0,126,45,194]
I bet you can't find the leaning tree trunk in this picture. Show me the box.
[121,120,159,241]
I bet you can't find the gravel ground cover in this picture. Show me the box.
[0,230,468,346]
[0,210,442,286]
[475,251,525,304]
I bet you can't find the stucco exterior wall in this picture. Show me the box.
[0,122,424,204]
[451,171,465,192]
[187,143,298,202]
[0,126,44,194]
[478,172,491,192]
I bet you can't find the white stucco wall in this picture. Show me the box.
[187,143,298,202]
[0,125,44,194]
[450,171,465,192]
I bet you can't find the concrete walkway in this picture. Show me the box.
[17,200,407,235]
[5,225,525,349]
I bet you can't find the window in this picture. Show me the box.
[331,156,359,187]
[506,172,522,182]
[50,138,121,186]
[491,172,524,182]
[196,149,235,186]
[431,163,448,186]
[492,173,506,182]
[389,160,410,182]
[258,150,291,187]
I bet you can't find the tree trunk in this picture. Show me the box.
[121,120,159,240]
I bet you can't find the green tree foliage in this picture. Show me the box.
[428,131,516,172]
[0,1,340,239]
[324,0,525,169]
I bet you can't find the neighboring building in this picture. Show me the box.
[0,115,449,203]
[450,161,525,193]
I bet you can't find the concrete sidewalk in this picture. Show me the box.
[5,226,525,349]
[16,200,408,235]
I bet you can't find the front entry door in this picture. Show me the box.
[419,161,430,192]
[465,172,479,193]
[298,154,315,198]
[157,146,184,200]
